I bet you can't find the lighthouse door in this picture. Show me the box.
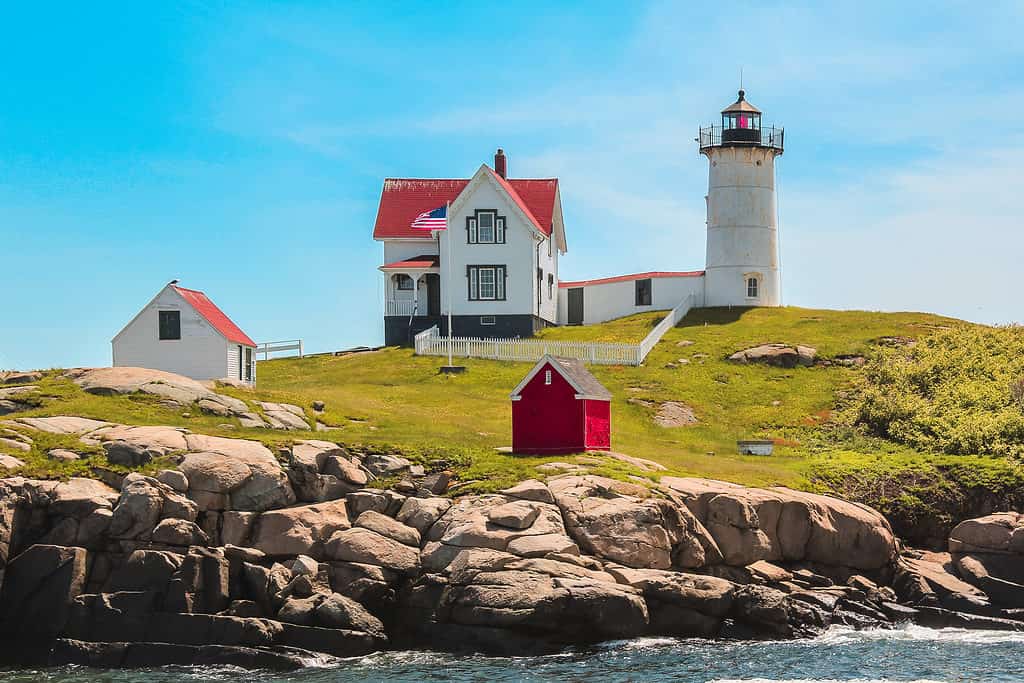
[567,288,584,325]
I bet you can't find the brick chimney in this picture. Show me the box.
[494,148,507,179]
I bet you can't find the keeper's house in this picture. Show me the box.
[510,355,612,455]
[373,148,567,346]
[112,281,257,385]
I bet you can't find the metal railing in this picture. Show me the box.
[385,299,417,316]
[699,125,784,152]
[413,295,696,366]
[256,339,303,361]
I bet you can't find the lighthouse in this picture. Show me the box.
[699,89,784,307]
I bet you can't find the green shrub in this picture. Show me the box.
[849,325,1024,457]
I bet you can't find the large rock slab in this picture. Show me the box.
[549,476,721,570]
[728,343,816,368]
[325,527,420,576]
[250,500,350,558]
[424,494,572,568]
[949,513,1024,555]
[69,367,250,415]
[13,416,112,434]
[0,544,87,642]
[85,425,189,455]
[661,477,896,570]
[179,447,294,512]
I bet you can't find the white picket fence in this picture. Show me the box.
[414,294,695,366]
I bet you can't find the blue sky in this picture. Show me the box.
[2,1,1022,370]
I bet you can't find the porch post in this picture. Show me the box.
[411,274,419,316]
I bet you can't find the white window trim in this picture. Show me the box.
[478,212,495,243]
[468,265,506,301]
[743,272,763,299]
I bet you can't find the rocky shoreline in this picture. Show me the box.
[1,417,1024,670]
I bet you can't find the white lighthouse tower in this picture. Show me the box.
[699,89,784,307]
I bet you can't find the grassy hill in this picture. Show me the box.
[5,306,1023,546]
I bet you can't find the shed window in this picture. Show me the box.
[395,274,413,291]
[635,278,652,306]
[158,310,181,340]
[746,277,759,298]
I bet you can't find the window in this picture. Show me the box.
[635,278,652,306]
[544,370,552,385]
[547,236,552,258]
[395,274,413,291]
[466,210,506,244]
[238,345,244,380]
[480,316,496,326]
[547,273,554,299]
[245,347,253,382]
[158,310,181,340]
[478,212,494,243]
[746,277,759,298]
[467,265,506,300]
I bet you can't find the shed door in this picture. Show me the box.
[567,287,584,325]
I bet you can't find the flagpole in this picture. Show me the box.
[446,201,453,368]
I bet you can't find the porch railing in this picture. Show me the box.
[385,299,417,317]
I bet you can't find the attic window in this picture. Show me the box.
[467,210,506,244]
[545,370,552,385]
[159,310,181,340]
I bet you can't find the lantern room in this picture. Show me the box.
[699,89,783,153]
[721,89,761,144]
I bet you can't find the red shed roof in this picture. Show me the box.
[172,285,256,347]
[373,172,558,239]
[511,354,611,401]
[559,270,705,289]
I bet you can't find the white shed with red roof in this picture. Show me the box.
[112,282,258,385]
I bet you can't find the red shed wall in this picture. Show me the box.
[512,361,585,454]
[584,399,611,451]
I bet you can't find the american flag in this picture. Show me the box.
[411,204,447,230]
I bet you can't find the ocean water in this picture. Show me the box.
[3,626,1024,683]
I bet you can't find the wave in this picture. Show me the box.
[811,623,1024,646]
[708,679,947,683]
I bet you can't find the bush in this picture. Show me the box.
[849,325,1024,457]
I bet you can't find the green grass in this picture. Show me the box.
[4,306,1022,523]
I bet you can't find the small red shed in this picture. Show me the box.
[510,354,612,455]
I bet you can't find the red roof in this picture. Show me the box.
[372,172,558,239]
[172,285,256,347]
[380,255,440,270]
[559,271,705,288]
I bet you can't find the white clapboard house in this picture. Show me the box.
[112,281,257,384]
[375,89,785,343]
[373,149,567,345]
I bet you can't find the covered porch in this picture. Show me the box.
[380,254,441,317]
